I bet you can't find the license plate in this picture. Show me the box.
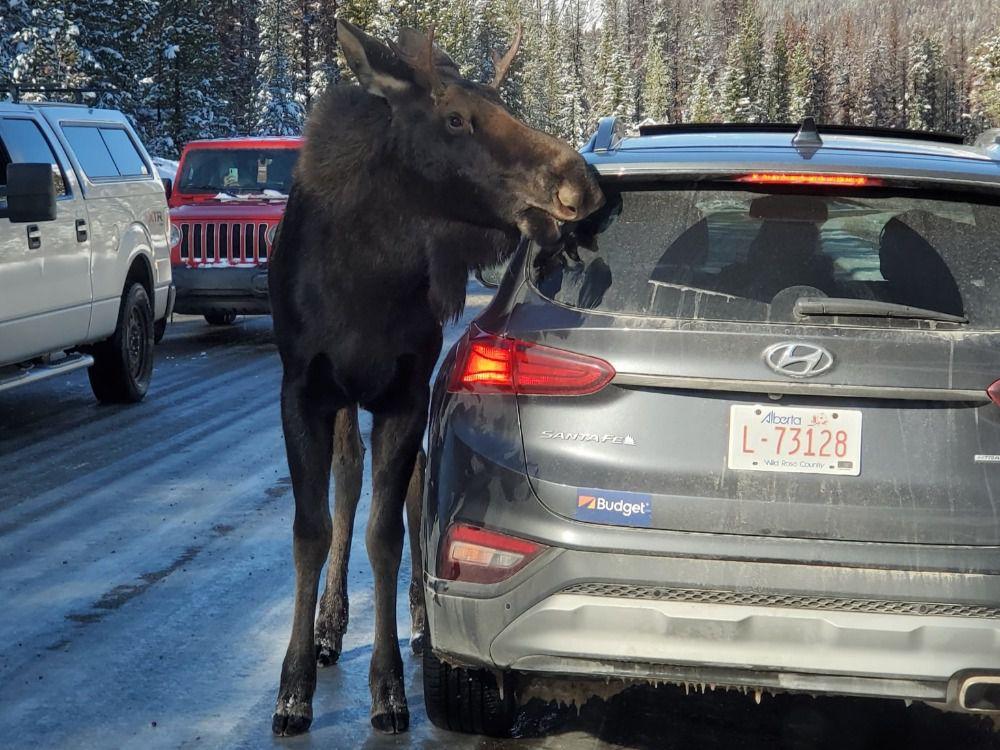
[728,405,862,476]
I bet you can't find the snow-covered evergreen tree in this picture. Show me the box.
[807,32,833,122]
[716,0,765,122]
[436,0,479,78]
[641,2,671,122]
[554,0,591,144]
[788,35,813,121]
[10,0,93,98]
[970,30,1000,129]
[1,1,31,85]
[859,33,891,127]
[138,0,233,156]
[594,0,636,124]
[766,25,790,121]
[687,67,715,122]
[255,0,304,135]
[217,0,259,134]
[906,35,945,131]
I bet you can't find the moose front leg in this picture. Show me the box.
[366,407,427,733]
[405,449,427,655]
[272,381,336,737]
[316,406,365,666]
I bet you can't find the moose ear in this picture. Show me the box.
[337,19,415,99]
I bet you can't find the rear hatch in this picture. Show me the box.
[511,176,1000,545]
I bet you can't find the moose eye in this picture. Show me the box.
[446,113,467,133]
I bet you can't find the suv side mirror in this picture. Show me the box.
[7,163,57,223]
[475,259,509,289]
[161,177,173,201]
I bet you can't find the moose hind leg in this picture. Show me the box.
[272,380,336,737]
[316,405,364,666]
[366,408,427,733]
[405,449,427,655]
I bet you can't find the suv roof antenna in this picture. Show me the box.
[793,116,823,159]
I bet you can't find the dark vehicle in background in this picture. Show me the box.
[167,136,301,329]
[421,118,1000,736]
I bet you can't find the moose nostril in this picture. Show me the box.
[557,184,580,216]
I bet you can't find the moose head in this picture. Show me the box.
[336,19,604,244]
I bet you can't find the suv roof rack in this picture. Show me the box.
[0,85,103,105]
[636,119,966,146]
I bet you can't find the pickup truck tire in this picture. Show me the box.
[422,648,515,737]
[154,318,167,344]
[204,312,237,326]
[88,283,154,403]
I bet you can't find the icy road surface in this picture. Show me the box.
[0,287,997,750]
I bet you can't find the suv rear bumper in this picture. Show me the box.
[171,265,270,315]
[426,547,1000,712]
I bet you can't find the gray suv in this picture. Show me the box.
[421,118,1000,735]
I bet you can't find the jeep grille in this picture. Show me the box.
[178,222,269,264]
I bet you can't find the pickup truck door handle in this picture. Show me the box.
[26,225,40,250]
[75,219,88,243]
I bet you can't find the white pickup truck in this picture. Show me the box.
[0,97,173,403]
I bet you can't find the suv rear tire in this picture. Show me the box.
[88,283,154,403]
[204,311,237,325]
[422,648,516,737]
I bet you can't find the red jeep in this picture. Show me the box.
[167,136,301,325]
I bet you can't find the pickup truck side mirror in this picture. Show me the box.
[6,163,57,223]
[161,177,173,201]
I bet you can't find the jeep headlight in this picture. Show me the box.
[266,225,277,245]
[169,223,181,247]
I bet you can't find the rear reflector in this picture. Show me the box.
[736,172,883,188]
[448,325,615,396]
[439,523,546,584]
[989,380,1000,407]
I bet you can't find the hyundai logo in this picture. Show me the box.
[763,342,834,378]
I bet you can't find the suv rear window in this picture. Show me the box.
[533,183,1000,329]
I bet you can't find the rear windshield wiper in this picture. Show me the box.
[794,297,968,324]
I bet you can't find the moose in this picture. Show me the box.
[268,19,603,735]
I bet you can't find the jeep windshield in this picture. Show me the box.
[177,148,299,196]
[533,181,1000,330]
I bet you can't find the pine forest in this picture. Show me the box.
[4,0,1000,156]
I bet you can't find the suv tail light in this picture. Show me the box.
[736,172,883,188]
[447,325,615,396]
[439,523,546,584]
[989,380,1000,407]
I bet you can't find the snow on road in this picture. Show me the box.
[0,287,996,750]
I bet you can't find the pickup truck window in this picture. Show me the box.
[0,117,69,201]
[62,124,150,180]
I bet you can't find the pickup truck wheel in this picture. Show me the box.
[423,648,515,737]
[154,318,167,344]
[204,312,237,326]
[88,283,154,404]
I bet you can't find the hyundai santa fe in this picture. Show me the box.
[419,118,1000,736]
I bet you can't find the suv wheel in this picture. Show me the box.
[204,311,237,326]
[422,648,516,737]
[88,283,154,403]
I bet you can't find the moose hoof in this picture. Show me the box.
[371,706,410,734]
[272,711,312,736]
[410,632,426,656]
[316,641,341,667]
[272,695,313,736]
